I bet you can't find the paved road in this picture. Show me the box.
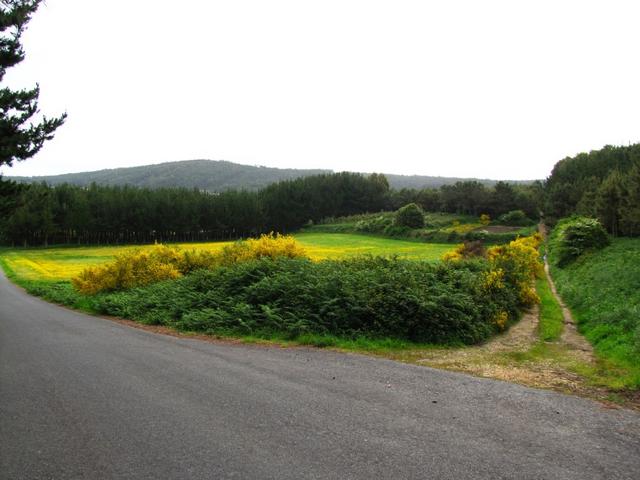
[1,272,639,480]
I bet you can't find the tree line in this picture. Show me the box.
[388,180,541,219]
[544,143,640,236]
[0,172,390,246]
[0,170,543,247]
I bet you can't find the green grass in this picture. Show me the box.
[549,237,640,389]
[536,275,564,341]
[294,233,452,260]
[0,233,453,282]
[236,332,435,353]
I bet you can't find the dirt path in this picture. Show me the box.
[413,304,586,391]
[543,260,595,362]
[539,223,594,361]
[405,226,615,403]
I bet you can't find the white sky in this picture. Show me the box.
[2,0,639,180]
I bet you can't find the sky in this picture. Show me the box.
[2,0,639,180]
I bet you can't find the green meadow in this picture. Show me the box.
[0,233,453,282]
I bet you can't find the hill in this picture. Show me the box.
[7,159,531,192]
[8,160,329,192]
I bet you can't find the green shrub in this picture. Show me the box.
[550,217,610,267]
[354,215,393,234]
[395,203,425,229]
[89,256,523,345]
[497,210,534,226]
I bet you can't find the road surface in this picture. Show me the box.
[1,271,639,479]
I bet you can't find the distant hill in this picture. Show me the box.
[8,159,532,191]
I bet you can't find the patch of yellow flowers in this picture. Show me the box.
[73,233,308,295]
[443,233,544,330]
[486,233,543,307]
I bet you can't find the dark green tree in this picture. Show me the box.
[595,170,625,237]
[1,0,66,168]
[620,161,640,236]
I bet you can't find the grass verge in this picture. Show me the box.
[536,275,564,341]
[548,237,640,390]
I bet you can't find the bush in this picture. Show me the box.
[354,215,393,234]
[550,217,610,267]
[218,232,307,265]
[442,241,486,261]
[73,233,307,294]
[487,234,543,306]
[395,203,425,229]
[72,245,182,295]
[497,210,534,226]
[443,233,543,311]
[89,256,524,345]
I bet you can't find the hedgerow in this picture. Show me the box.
[71,232,542,345]
[89,256,522,345]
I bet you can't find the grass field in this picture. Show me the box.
[0,233,453,282]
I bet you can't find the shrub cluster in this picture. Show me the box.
[72,245,184,295]
[486,234,543,306]
[444,234,543,308]
[549,217,610,267]
[90,256,522,345]
[442,241,486,261]
[73,233,307,294]
[394,203,425,229]
[72,232,542,345]
[217,233,306,266]
[497,210,535,226]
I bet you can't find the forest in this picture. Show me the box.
[544,143,640,236]
[2,142,639,247]
[0,171,539,247]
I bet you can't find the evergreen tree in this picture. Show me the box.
[595,170,625,237]
[620,161,640,236]
[0,0,66,168]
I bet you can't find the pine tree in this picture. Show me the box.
[595,170,625,236]
[620,161,640,236]
[0,0,66,168]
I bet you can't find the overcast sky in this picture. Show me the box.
[2,0,639,180]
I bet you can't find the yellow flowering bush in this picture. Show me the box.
[73,234,308,294]
[218,233,307,265]
[178,249,218,274]
[486,234,543,306]
[72,245,182,295]
[442,245,464,262]
[480,214,491,226]
[481,267,505,293]
[493,310,509,330]
[442,240,486,262]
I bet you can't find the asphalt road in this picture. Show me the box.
[1,271,639,480]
